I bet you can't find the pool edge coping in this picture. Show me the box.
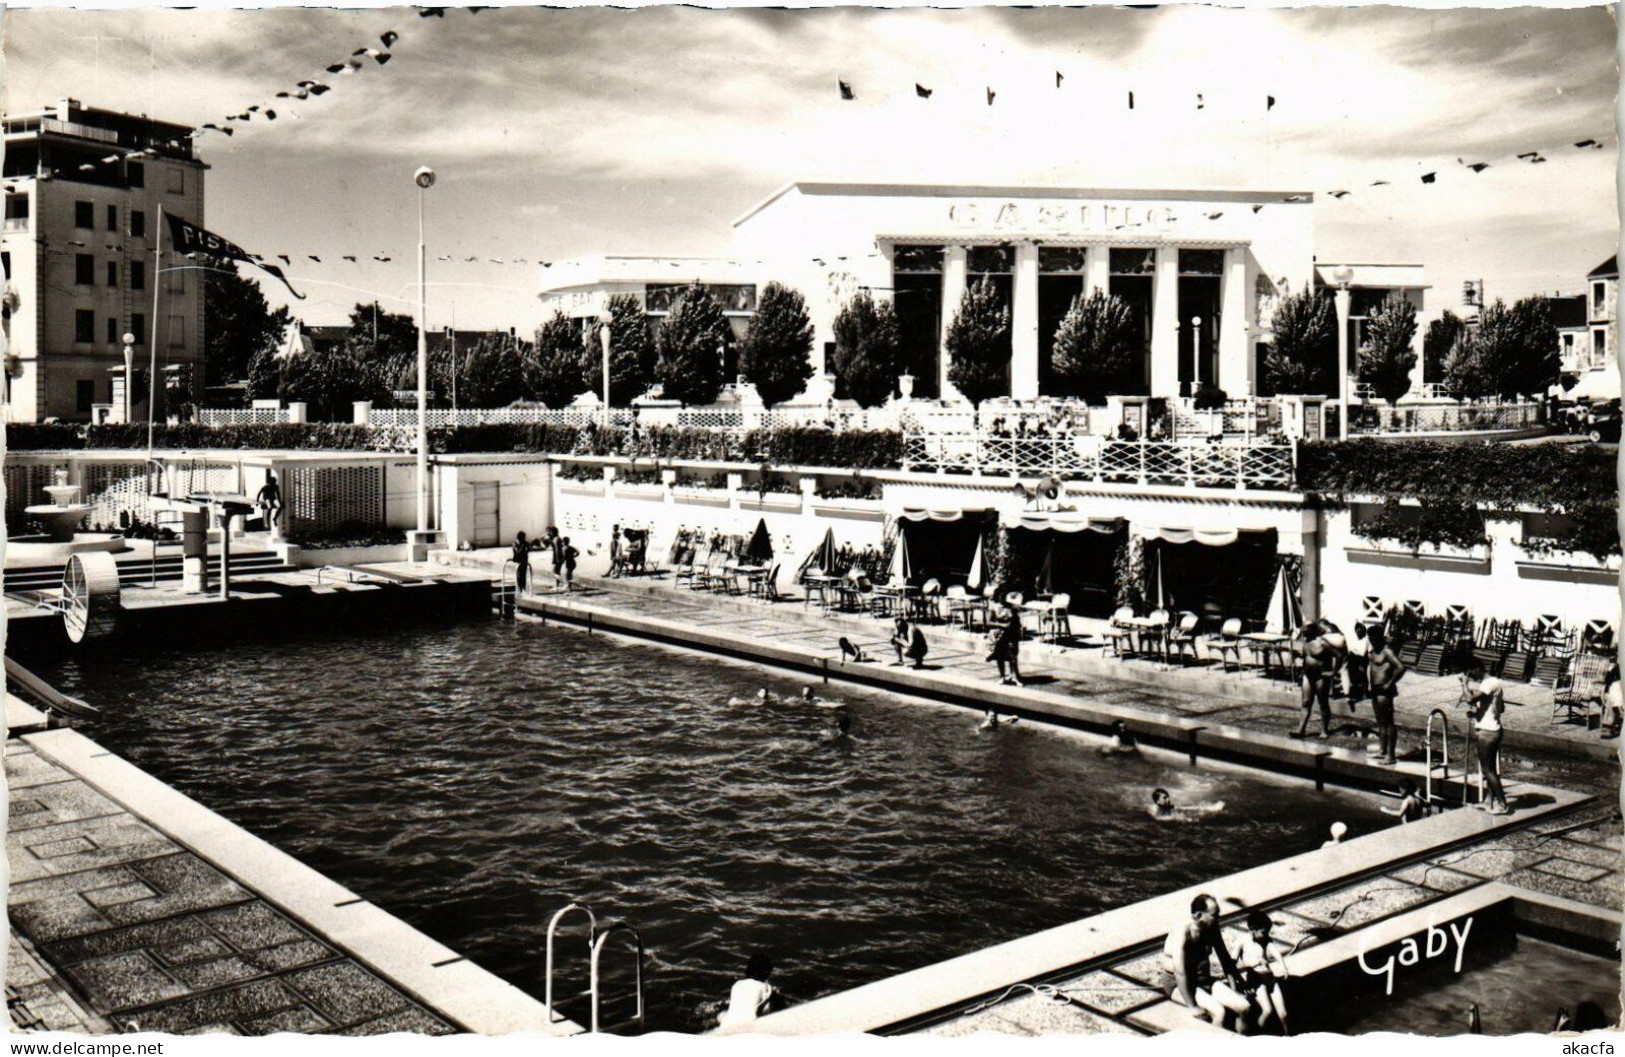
[20,727,583,1038]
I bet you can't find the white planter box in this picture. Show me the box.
[672,486,730,506]
[741,493,802,512]
[559,481,605,497]
[612,483,666,501]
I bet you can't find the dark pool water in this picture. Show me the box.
[1324,935,1621,1035]
[33,619,1389,1032]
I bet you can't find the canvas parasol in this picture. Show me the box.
[1263,565,1304,635]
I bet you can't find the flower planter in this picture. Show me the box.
[558,481,605,497]
[612,483,666,501]
[672,486,730,507]
[811,497,885,522]
[742,493,802,513]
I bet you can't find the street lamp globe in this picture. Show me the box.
[414,166,436,190]
[122,332,135,347]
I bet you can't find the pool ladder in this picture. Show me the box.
[496,559,521,620]
[545,902,646,1034]
[1424,708,1489,806]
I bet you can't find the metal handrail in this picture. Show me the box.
[590,922,645,1034]
[545,903,597,1024]
[498,558,521,618]
[1424,708,1450,804]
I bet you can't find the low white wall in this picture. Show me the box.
[1319,508,1620,630]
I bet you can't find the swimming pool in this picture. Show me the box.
[32,620,1390,1032]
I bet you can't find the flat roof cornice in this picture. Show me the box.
[734,181,1315,228]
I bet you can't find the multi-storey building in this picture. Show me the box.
[1,99,207,422]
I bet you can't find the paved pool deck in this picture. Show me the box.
[5,728,580,1037]
[445,549,1615,763]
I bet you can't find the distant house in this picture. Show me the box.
[1550,293,1588,381]
[1571,256,1619,401]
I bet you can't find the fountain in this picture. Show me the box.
[8,467,130,565]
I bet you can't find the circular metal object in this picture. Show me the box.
[62,552,119,643]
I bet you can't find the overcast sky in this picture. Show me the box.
[4,4,1617,329]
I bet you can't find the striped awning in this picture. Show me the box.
[1000,511,1125,533]
[1138,526,1270,547]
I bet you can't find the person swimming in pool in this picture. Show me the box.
[979,709,1021,731]
[838,636,869,663]
[1150,787,1225,821]
[1099,720,1140,756]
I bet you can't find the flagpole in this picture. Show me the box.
[147,204,163,466]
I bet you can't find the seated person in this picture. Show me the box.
[1231,911,1291,1035]
[1162,894,1254,1032]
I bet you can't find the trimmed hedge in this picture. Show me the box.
[1297,439,1617,508]
[1299,438,1619,558]
[6,421,906,471]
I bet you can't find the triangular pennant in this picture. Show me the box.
[1127,90,1134,109]
[1329,190,1350,198]
[342,255,357,262]
[1196,93,1204,110]
[1467,162,1489,173]
[1055,71,1063,88]
[1267,95,1275,110]
[381,30,399,47]
[986,87,996,106]
[1251,204,1264,214]
[915,83,932,98]
[1420,172,1436,184]
[420,7,446,17]
[375,52,392,65]
[309,255,322,262]
[838,79,854,100]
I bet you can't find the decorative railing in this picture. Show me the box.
[901,434,1296,490]
[1348,401,1542,435]
[198,408,288,426]
[367,407,631,428]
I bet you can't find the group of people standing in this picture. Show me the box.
[511,526,578,595]
[1294,619,1405,767]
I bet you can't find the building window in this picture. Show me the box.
[106,261,118,287]
[75,254,94,285]
[131,261,145,291]
[75,309,95,344]
[75,201,94,229]
[106,317,118,344]
[127,161,144,189]
[3,193,29,232]
[1038,246,1087,395]
[168,315,186,347]
[1109,249,1156,394]
[168,269,185,296]
[1178,250,1226,394]
[964,245,1014,379]
[130,210,146,238]
[76,379,95,413]
[131,313,146,345]
[892,244,945,399]
[168,167,185,195]
[1593,282,1606,315]
[106,204,118,231]
[1593,328,1607,364]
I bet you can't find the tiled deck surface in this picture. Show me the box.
[4,739,459,1036]
[918,801,1622,1037]
[464,561,1615,797]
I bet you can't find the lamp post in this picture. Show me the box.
[121,331,135,423]
[1331,266,1354,440]
[597,305,613,430]
[413,165,435,545]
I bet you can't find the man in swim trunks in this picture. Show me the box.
[1366,625,1406,765]
[1294,622,1336,739]
[1163,894,1253,1031]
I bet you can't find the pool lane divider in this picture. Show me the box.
[19,727,585,1037]
[520,592,1517,803]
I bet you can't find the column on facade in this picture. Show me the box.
[939,244,968,401]
[1279,516,1320,626]
[1150,246,1180,397]
[1011,242,1040,400]
[1406,307,1427,397]
[1218,247,1251,397]
[1085,245,1110,300]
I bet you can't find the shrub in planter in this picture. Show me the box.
[1192,383,1228,411]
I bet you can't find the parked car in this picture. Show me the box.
[1586,400,1620,443]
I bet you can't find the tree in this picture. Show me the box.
[1506,296,1559,397]
[527,312,588,408]
[1264,284,1336,395]
[246,345,281,402]
[1359,294,1419,404]
[1424,310,1467,388]
[829,291,902,408]
[945,277,1011,406]
[458,333,529,407]
[582,293,656,406]
[1451,298,1560,399]
[204,264,291,386]
[1049,290,1141,404]
[738,282,815,406]
[656,285,731,406]
[345,302,417,362]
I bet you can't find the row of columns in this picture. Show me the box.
[931,243,1253,402]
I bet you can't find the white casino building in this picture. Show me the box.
[538,182,1427,405]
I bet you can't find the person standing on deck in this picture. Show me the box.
[560,536,580,593]
[1366,626,1405,765]
[510,531,533,595]
[1294,623,1335,739]
[1463,665,1509,815]
[545,527,565,591]
[989,609,1025,686]
[255,472,282,535]
[608,524,624,578]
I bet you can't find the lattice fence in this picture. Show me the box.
[4,462,69,525]
[199,408,287,426]
[903,435,1296,490]
[284,465,386,538]
[81,461,159,531]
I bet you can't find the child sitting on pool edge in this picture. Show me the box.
[716,952,778,1030]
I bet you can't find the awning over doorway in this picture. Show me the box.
[899,506,993,523]
[1000,511,1126,533]
[1137,526,1271,547]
